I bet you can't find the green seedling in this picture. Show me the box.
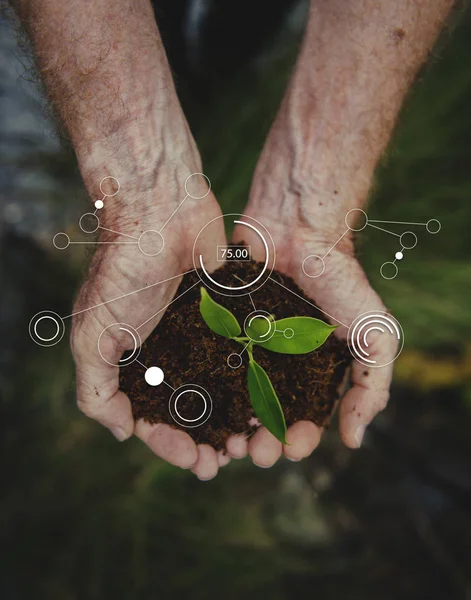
[199,287,337,444]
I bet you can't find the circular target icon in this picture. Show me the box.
[29,311,65,347]
[347,311,404,368]
[169,384,213,428]
[97,323,142,367]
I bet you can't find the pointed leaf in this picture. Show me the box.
[256,316,336,354]
[199,287,241,338]
[247,359,287,444]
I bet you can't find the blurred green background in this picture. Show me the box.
[1,1,471,598]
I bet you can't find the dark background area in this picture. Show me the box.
[1,1,471,598]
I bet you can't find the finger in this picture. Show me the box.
[339,359,393,448]
[217,450,231,467]
[135,420,198,469]
[249,427,282,467]
[226,433,249,459]
[283,421,323,461]
[191,444,219,481]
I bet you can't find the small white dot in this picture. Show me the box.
[395,251,403,260]
[95,199,104,209]
[144,366,164,386]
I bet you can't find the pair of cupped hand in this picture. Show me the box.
[71,135,395,482]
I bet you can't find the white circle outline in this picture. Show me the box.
[302,254,326,278]
[399,231,417,250]
[227,353,243,369]
[97,323,142,367]
[175,391,207,423]
[79,212,100,234]
[137,230,165,256]
[345,208,368,231]
[283,328,295,339]
[53,232,70,250]
[347,311,404,368]
[243,310,276,342]
[426,219,441,234]
[168,384,213,428]
[380,261,398,280]
[192,214,276,297]
[29,311,65,347]
[184,173,211,199]
[99,176,120,197]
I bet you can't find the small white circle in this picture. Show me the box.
[53,232,70,250]
[395,251,403,260]
[426,219,441,234]
[94,199,104,210]
[144,366,165,386]
[175,391,207,423]
[345,208,368,231]
[138,230,165,256]
[184,173,211,199]
[97,323,142,367]
[227,353,243,369]
[399,231,417,250]
[79,213,100,234]
[99,176,120,197]
[283,328,295,339]
[380,261,398,280]
[29,311,65,347]
[302,255,326,278]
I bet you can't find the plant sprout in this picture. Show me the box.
[199,287,337,444]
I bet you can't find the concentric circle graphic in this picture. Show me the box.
[169,384,213,428]
[97,323,142,367]
[192,214,276,297]
[347,311,404,368]
[244,310,275,343]
[29,311,66,347]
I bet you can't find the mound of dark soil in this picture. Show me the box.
[119,261,351,450]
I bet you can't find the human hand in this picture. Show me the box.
[230,122,398,467]
[71,152,229,481]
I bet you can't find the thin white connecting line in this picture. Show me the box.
[238,340,251,356]
[158,195,189,233]
[248,293,256,311]
[321,228,350,259]
[68,241,137,245]
[98,226,139,240]
[269,277,349,328]
[366,223,400,237]
[369,220,427,226]
[162,379,175,392]
[136,280,199,330]
[62,269,196,319]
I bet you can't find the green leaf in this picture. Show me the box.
[199,287,241,338]
[256,316,337,354]
[247,359,287,444]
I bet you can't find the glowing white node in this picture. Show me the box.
[144,366,164,386]
[95,200,104,209]
[395,251,403,260]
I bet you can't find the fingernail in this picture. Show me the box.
[286,457,300,462]
[198,476,216,482]
[354,424,367,448]
[253,461,272,469]
[110,426,128,442]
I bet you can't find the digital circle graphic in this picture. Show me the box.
[95,199,104,210]
[99,176,120,197]
[347,311,404,368]
[79,212,100,234]
[345,208,368,231]
[144,366,165,386]
[53,232,70,250]
[426,219,441,234]
[97,323,142,367]
[302,254,326,278]
[380,261,398,280]
[168,384,213,428]
[283,328,294,339]
[138,230,165,256]
[395,251,404,260]
[193,214,276,297]
[184,173,211,199]
[227,353,243,369]
[29,311,65,347]
[399,231,417,250]
[244,310,275,343]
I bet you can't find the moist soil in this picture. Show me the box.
[119,261,351,450]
